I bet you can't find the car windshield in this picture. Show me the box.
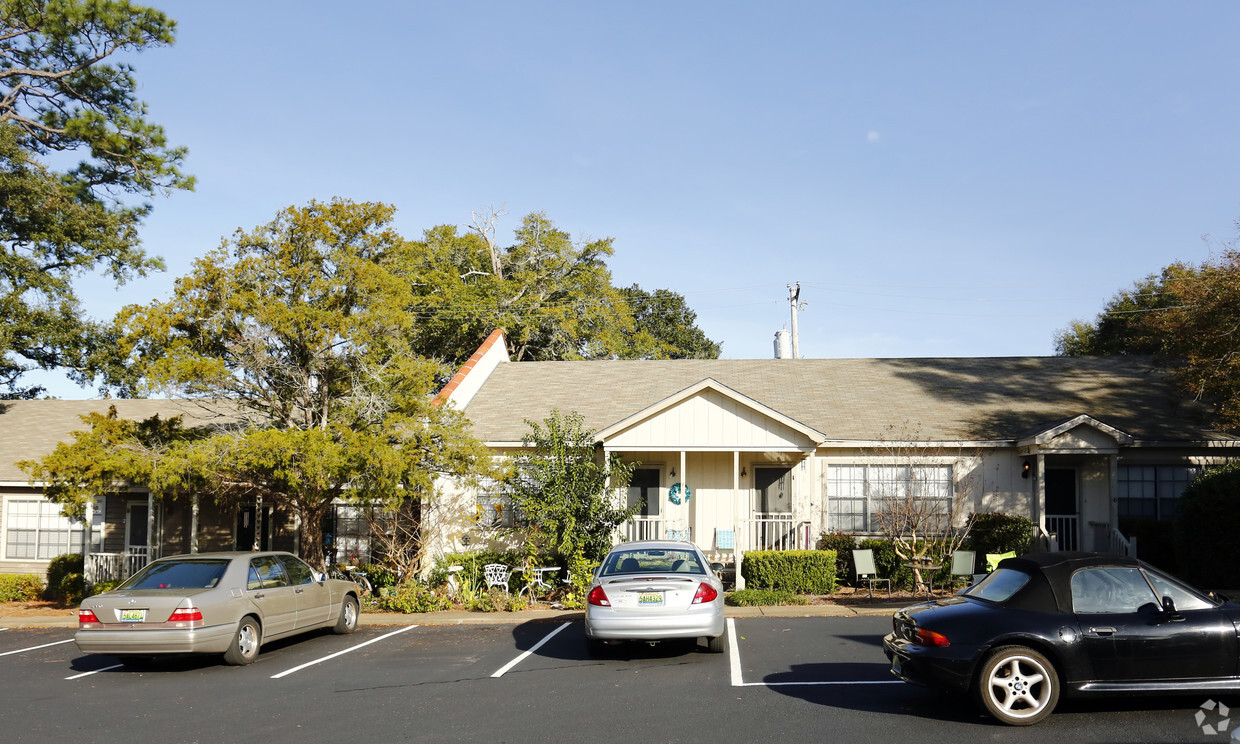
[962,567,1031,603]
[118,559,230,590]
[600,548,705,576]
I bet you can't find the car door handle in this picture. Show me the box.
[253,593,265,599]
[295,588,304,594]
[1089,626,1116,636]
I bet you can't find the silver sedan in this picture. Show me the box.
[75,551,362,665]
[584,540,727,654]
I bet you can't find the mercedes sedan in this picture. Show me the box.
[76,551,362,665]
[883,551,1240,726]
[584,540,727,654]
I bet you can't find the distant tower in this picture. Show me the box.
[774,328,792,359]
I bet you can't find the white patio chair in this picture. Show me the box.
[483,563,511,594]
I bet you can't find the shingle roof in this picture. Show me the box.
[461,356,1230,444]
[0,399,230,482]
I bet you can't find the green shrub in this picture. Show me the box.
[375,581,453,613]
[967,513,1033,557]
[44,553,84,603]
[740,550,837,594]
[725,589,807,607]
[816,532,859,585]
[89,580,119,597]
[464,587,527,613]
[0,574,44,602]
[355,562,399,590]
[1176,464,1240,589]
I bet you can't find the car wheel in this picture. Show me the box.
[975,645,1059,726]
[223,616,262,666]
[704,634,725,653]
[334,595,359,635]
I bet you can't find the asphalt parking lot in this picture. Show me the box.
[0,617,1234,744]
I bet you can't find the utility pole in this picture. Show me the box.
[787,282,806,358]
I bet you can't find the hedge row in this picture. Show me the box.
[740,550,837,594]
[0,574,44,602]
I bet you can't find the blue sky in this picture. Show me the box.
[31,2,1240,397]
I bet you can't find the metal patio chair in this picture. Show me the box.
[852,549,892,598]
[483,563,512,594]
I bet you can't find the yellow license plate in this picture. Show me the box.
[120,609,147,622]
[638,592,664,606]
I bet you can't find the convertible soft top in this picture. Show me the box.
[994,552,1143,614]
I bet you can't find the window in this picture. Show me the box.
[825,464,954,533]
[1117,465,1199,521]
[322,504,374,565]
[1070,567,1159,614]
[476,491,515,528]
[4,500,88,560]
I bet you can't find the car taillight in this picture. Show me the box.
[914,627,950,647]
[692,583,718,604]
[78,609,100,625]
[168,607,203,623]
[587,586,610,606]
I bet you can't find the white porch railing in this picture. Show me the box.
[1045,514,1079,551]
[1032,525,1059,552]
[85,548,149,586]
[621,517,665,542]
[744,515,812,551]
[1109,527,1138,557]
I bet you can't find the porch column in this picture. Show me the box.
[190,493,199,554]
[146,490,154,559]
[82,497,93,560]
[679,450,687,541]
[734,450,744,590]
[1108,454,1119,530]
[1034,453,1046,544]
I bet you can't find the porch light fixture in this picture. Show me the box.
[669,467,675,477]
[741,467,747,478]
[1021,461,1031,479]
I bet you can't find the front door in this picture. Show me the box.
[125,502,162,562]
[755,467,792,514]
[1045,468,1079,551]
[236,505,274,551]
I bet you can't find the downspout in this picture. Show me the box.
[146,490,154,560]
[1034,453,1046,547]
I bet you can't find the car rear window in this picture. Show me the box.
[962,567,1031,603]
[120,559,230,590]
[601,549,706,576]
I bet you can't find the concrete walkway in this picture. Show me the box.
[0,600,906,629]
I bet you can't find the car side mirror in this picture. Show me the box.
[1161,595,1184,621]
[710,562,725,573]
[314,572,327,583]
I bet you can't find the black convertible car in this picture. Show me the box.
[883,552,1240,726]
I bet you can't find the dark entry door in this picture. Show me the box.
[628,468,661,517]
[236,506,273,551]
[1045,468,1079,551]
[755,467,792,514]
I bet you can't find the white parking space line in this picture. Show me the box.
[0,638,74,658]
[490,622,571,678]
[66,663,123,680]
[271,625,419,679]
[727,618,901,688]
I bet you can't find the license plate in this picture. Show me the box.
[119,609,147,622]
[638,591,664,606]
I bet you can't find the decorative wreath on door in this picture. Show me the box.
[668,482,692,505]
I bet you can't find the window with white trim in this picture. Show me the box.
[5,500,87,560]
[826,464,954,533]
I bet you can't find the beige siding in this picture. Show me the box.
[607,389,812,451]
